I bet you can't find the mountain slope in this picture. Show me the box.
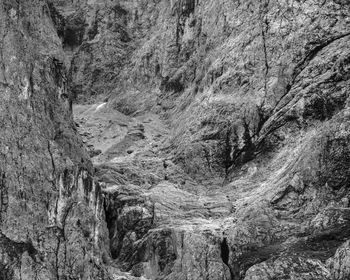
[0,1,111,279]
[2,0,350,280]
[67,0,350,279]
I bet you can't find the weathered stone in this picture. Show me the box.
[0,1,111,278]
[244,257,331,280]
[3,0,350,279]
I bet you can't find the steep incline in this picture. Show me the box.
[3,0,350,280]
[67,1,350,279]
[0,1,111,279]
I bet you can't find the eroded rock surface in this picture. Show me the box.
[2,0,350,279]
[0,1,111,279]
[68,0,350,279]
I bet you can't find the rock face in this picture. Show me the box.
[69,0,350,279]
[0,1,110,279]
[56,0,350,176]
[2,0,350,280]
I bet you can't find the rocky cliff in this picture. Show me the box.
[2,0,350,279]
[0,0,111,279]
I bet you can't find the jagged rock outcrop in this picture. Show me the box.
[0,1,111,279]
[49,0,138,103]
[2,0,350,279]
[102,182,232,280]
[68,0,350,279]
[55,0,350,176]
